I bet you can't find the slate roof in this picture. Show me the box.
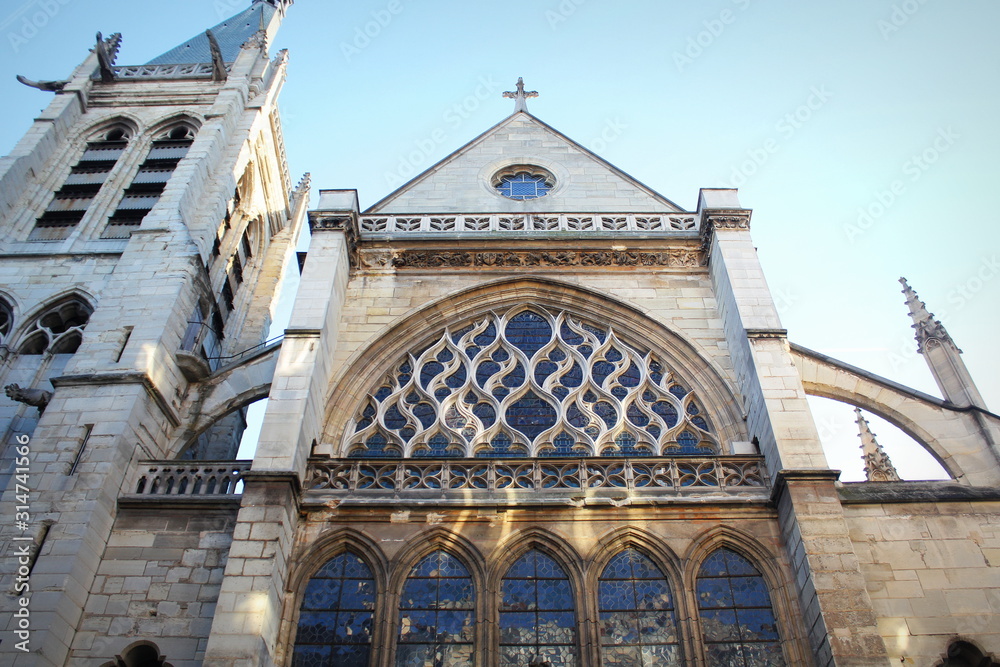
[144,2,276,65]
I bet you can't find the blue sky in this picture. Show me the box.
[2,0,998,480]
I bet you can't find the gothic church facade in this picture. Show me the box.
[1,3,999,666]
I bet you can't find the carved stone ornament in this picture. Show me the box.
[705,213,751,231]
[241,29,268,51]
[375,248,704,270]
[4,383,53,414]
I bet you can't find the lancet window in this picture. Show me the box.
[696,548,785,666]
[102,124,196,239]
[347,307,718,458]
[31,124,132,241]
[598,548,682,665]
[0,298,12,349]
[292,551,375,667]
[396,551,475,666]
[500,550,578,666]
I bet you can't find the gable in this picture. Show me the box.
[366,113,682,214]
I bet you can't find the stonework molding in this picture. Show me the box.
[52,371,181,427]
[367,247,704,270]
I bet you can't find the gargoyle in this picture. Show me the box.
[4,383,53,414]
[15,75,67,92]
[206,29,227,82]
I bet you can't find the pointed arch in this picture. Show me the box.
[99,640,174,667]
[588,527,688,666]
[490,528,585,667]
[325,277,746,457]
[11,292,95,355]
[684,525,803,667]
[938,639,1000,666]
[284,528,387,667]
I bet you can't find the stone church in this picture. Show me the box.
[1,2,998,665]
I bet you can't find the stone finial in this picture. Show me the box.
[295,172,312,194]
[4,383,53,414]
[503,77,538,113]
[899,277,955,354]
[855,407,901,482]
[94,32,122,83]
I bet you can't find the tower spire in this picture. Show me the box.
[855,408,901,482]
[899,277,987,409]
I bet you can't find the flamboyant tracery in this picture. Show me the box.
[345,307,718,458]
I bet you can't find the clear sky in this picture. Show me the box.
[3,0,998,480]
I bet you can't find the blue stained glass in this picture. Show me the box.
[611,386,628,399]
[553,386,569,400]
[502,363,526,388]
[579,344,593,358]
[437,348,454,362]
[496,172,552,200]
[465,345,481,357]
[384,404,407,430]
[627,404,649,427]
[698,548,785,666]
[598,549,681,662]
[473,403,496,426]
[567,403,587,428]
[561,362,583,387]
[652,402,678,427]
[445,365,467,388]
[350,433,402,458]
[649,361,664,384]
[505,391,557,440]
[399,427,415,441]
[476,360,500,386]
[583,324,607,343]
[354,403,376,432]
[434,387,451,400]
[560,322,584,345]
[692,416,709,431]
[474,322,496,346]
[492,348,509,362]
[405,391,420,404]
[420,361,443,388]
[593,361,615,386]
[583,391,597,403]
[375,386,392,402]
[646,425,661,438]
[687,402,700,415]
[620,361,641,386]
[594,402,617,430]
[642,390,657,402]
[549,348,566,361]
[606,347,623,362]
[534,360,558,385]
[669,385,688,399]
[505,310,553,360]
[501,550,576,658]
[463,391,477,404]
[398,551,475,660]
[493,386,510,399]
[295,552,375,660]
[413,403,435,429]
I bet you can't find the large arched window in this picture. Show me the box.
[347,307,717,458]
[696,548,785,666]
[396,551,475,665]
[292,551,375,667]
[598,548,682,665]
[0,297,12,349]
[500,549,578,666]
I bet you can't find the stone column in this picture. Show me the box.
[203,191,357,666]
[701,189,890,666]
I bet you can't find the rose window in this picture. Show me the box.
[346,307,718,458]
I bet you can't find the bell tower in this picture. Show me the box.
[0,2,305,663]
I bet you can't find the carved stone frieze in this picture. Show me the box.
[363,248,704,270]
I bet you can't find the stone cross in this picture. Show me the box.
[503,77,538,113]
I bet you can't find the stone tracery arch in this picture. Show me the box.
[323,278,747,457]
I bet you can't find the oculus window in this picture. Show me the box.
[492,166,555,200]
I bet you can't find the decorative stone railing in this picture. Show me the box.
[127,461,251,499]
[306,456,768,502]
[111,63,229,80]
[358,213,698,236]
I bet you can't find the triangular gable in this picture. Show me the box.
[366,112,682,214]
[144,2,277,65]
